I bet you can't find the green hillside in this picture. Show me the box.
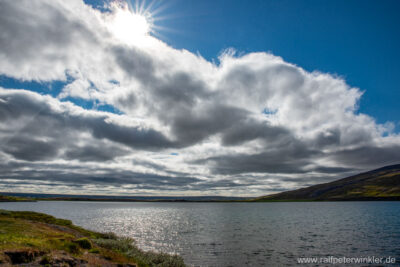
[254,164,400,201]
[0,195,34,202]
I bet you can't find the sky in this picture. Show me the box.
[0,0,399,196]
[156,0,400,126]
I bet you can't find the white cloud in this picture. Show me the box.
[0,0,399,196]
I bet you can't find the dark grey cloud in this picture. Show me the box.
[221,119,292,146]
[112,45,155,83]
[87,119,175,150]
[331,146,400,169]
[0,89,176,161]
[0,160,202,190]
[153,72,209,109]
[196,145,319,175]
[64,144,129,162]
[2,136,59,161]
[314,128,341,147]
[170,105,249,146]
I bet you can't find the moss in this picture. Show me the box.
[0,209,105,239]
[65,242,80,254]
[7,210,73,226]
[89,248,100,254]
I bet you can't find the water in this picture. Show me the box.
[1,201,399,266]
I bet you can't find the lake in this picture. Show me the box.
[1,201,399,266]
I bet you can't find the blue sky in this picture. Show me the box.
[153,0,400,127]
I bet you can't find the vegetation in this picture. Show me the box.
[253,164,400,202]
[0,194,35,202]
[0,209,186,266]
[73,237,93,249]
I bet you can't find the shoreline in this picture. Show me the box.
[2,196,400,203]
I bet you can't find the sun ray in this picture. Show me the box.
[105,0,184,46]
[105,1,154,46]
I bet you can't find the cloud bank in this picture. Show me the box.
[0,0,399,196]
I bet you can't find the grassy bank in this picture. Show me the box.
[0,209,185,266]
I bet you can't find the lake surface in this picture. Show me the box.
[1,201,400,266]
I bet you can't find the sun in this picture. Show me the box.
[108,2,153,45]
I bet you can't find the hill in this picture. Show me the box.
[0,195,35,202]
[0,193,247,202]
[254,164,400,201]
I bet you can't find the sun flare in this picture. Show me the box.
[108,4,153,45]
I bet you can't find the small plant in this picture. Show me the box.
[93,237,134,252]
[39,255,51,265]
[65,242,80,254]
[88,248,100,254]
[73,237,92,249]
[0,210,11,215]
[93,237,186,267]
[101,232,118,240]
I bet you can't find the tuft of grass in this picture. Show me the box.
[73,237,92,249]
[65,242,80,254]
[88,248,100,254]
[100,231,118,239]
[93,237,186,267]
[0,209,106,239]
[0,210,11,215]
[8,210,73,226]
[39,254,51,265]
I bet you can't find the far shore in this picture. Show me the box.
[1,193,400,203]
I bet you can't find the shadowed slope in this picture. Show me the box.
[254,164,400,201]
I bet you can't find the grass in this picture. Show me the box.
[93,237,185,267]
[73,237,93,249]
[0,209,186,266]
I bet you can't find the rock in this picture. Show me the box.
[0,252,11,264]
[49,252,88,267]
[3,249,44,264]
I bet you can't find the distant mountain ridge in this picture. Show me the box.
[254,164,400,201]
[2,165,400,202]
[0,192,247,202]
